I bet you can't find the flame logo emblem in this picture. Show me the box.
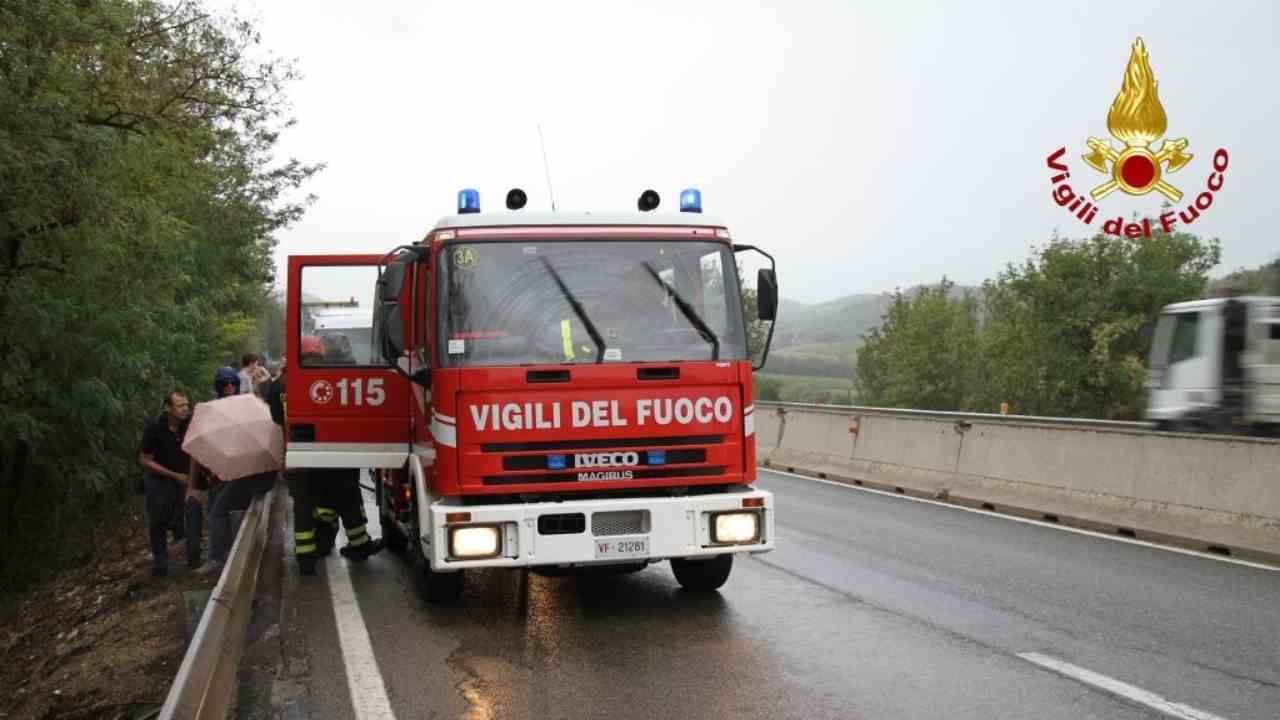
[309,379,334,405]
[1082,38,1192,201]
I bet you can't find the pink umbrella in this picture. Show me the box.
[182,394,283,481]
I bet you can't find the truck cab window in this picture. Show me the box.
[698,251,733,341]
[299,265,386,367]
[1168,312,1200,365]
[438,240,747,366]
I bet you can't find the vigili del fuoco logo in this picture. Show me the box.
[1047,37,1229,239]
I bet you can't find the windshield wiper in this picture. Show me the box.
[539,256,606,363]
[641,262,720,361]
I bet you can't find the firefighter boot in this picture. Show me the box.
[337,515,381,562]
[340,536,385,562]
[316,522,337,557]
[294,527,318,576]
[298,555,317,576]
[314,508,339,557]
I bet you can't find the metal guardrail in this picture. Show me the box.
[159,488,276,720]
[755,401,1157,432]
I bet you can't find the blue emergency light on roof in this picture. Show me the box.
[458,189,481,214]
[679,188,702,213]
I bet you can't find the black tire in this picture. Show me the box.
[417,561,464,603]
[412,522,463,603]
[383,515,409,555]
[671,554,733,592]
[376,478,409,556]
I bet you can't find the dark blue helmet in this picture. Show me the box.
[214,366,240,395]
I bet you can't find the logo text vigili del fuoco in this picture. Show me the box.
[1047,37,1229,239]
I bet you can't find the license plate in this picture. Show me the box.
[594,536,649,560]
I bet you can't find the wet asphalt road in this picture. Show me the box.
[246,470,1280,719]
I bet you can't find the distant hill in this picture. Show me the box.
[764,284,983,380]
[775,285,982,347]
[775,293,888,347]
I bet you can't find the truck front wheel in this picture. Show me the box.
[375,476,409,556]
[417,563,464,604]
[413,531,462,603]
[671,554,733,592]
[383,519,409,555]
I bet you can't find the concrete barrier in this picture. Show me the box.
[160,487,276,720]
[756,403,1280,560]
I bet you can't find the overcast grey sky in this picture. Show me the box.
[227,0,1280,304]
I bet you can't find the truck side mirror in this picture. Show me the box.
[757,268,778,321]
[374,245,431,370]
[376,244,429,301]
[377,301,405,361]
[733,243,778,372]
[379,261,407,302]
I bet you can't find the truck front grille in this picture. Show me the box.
[481,465,727,486]
[592,510,648,536]
[502,448,705,471]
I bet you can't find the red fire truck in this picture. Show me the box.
[284,187,778,601]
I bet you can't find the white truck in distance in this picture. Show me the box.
[1145,295,1280,436]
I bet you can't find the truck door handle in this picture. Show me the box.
[638,367,679,380]
[527,370,570,383]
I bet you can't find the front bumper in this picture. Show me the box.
[423,488,774,571]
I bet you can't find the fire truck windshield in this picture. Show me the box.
[439,239,747,366]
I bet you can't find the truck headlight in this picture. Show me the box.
[449,525,501,559]
[711,511,761,544]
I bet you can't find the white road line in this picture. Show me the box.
[1019,652,1230,720]
[759,467,1280,573]
[327,556,396,720]
[324,479,397,720]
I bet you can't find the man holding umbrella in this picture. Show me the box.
[181,367,245,570]
[186,389,281,577]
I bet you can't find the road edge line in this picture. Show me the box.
[1018,652,1230,720]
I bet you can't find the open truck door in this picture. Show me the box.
[285,254,413,468]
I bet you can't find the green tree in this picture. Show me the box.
[855,278,979,410]
[853,228,1220,419]
[0,0,319,589]
[256,290,287,361]
[974,229,1220,418]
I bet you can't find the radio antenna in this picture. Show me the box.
[537,123,558,212]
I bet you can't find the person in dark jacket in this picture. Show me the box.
[140,390,192,577]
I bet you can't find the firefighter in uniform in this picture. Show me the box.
[310,333,384,562]
[308,467,383,562]
[265,348,319,575]
[269,335,383,576]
